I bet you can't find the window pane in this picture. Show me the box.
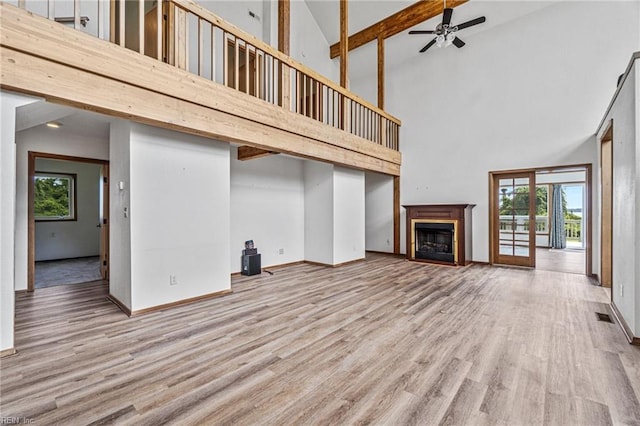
[34,173,74,220]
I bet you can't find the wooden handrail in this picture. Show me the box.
[170,0,401,126]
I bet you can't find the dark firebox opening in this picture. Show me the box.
[415,222,454,263]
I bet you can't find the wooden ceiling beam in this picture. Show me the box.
[340,0,348,88]
[237,146,278,161]
[329,0,469,59]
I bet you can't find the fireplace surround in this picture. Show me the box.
[403,204,475,266]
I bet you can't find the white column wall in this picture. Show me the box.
[0,91,39,352]
[304,161,334,264]
[333,166,365,264]
[109,120,132,309]
[365,171,394,253]
[128,124,230,312]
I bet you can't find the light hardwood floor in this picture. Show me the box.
[1,253,639,425]
[536,248,585,275]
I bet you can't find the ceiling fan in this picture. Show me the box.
[409,2,486,53]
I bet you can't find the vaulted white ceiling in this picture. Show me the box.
[304,0,557,80]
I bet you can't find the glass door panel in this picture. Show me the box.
[493,172,536,267]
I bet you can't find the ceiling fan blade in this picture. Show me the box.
[452,36,466,48]
[420,38,437,53]
[409,30,436,34]
[456,16,486,30]
[442,8,453,26]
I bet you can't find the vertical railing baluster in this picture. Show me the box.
[223,33,229,87]
[119,0,125,47]
[234,38,239,90]
[244,42,249,94]
[210,25,215,81]
[74,0,80,29]
[48,0,54,20]
[156,0,162,60]
[138,0,145,55]
[198,18,204,76]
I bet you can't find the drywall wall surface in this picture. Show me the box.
[1,90,39,352]
[109,120,133,309]
[333,166,365,264]
[597,59,638,336]
[350,1,640,261]
[129,124,230,311]
[290,0,340,83]
[204,1,266,42]
[34,158,102,261]
[635,65,640,337]
[14,112,109,291]
[365,171,394,253]
[304,160,334,265]
[230,147,305,272]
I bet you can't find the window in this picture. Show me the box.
[34,172,77,221]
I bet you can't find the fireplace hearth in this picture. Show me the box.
[403,204,475,266]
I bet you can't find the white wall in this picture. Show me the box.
[15,117,110,291]
[596,58,639,336]
[202,1,266,42]
[290,0,340,83]
[350,1,640,262]
[34,158,102,261]
[1,90,39,352]
[333,166,365,264]
[128,124,230,311]
[365,171,394,253]
[230,147,305,272]
[109,120,132,309]
[304,161,334,264]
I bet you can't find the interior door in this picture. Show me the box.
[492,171,536,267]
[99,165,110,280]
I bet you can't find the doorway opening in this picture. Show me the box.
[489,164,592,275]
[535,169,587,275]
[28,152,109,291]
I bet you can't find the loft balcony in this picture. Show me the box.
[0,0,401,175]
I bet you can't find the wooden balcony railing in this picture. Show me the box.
[499,215,583,244]
[10,0,400,151]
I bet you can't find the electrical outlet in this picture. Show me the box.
[170,275,178,286]
[279,248,284,255]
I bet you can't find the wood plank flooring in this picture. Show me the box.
[1,253,639,425]
[536,248,585,275]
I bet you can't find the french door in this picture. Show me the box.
[491,171,536,267]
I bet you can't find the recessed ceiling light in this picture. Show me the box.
[46,122,62,128]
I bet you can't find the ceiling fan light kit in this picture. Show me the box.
[409,0,486,53]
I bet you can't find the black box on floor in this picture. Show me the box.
[241,254,261,276]
[243,248,258,256]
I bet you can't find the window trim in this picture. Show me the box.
[34,171,77,222]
